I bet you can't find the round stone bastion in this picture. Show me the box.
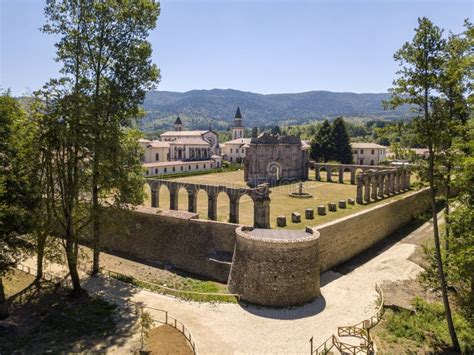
[228,226,320,307]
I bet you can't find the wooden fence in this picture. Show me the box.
[310,284,384,355]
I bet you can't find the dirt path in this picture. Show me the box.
[21,217,435,354]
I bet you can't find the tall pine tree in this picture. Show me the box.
[310,119,334,162]
[331,117,353,164]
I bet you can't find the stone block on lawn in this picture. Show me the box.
[338,200,347,209]
[276,216,287,227]
[291,212,301,223]
[328,202,337,212]
[348,198,355,205]
[305,208,314,219]
[317,205,326,216]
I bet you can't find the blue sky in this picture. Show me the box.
[1,0,471,96]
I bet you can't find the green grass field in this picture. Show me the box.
[145,170,410,230]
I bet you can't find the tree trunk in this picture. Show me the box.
[36,233,48,281]
[444,166,451,252]
[92,173,100,275]
[0,277,9,320]
[428,153,460,352]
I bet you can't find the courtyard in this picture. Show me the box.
[144,169,411,229]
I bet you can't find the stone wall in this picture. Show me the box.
[98,207,238,282]
[316,188,431,272]
[228,227,320,307]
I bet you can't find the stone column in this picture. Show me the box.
[315,166,321,181]
[229,194,240,224]
[187,190,198,213]
[384,173,390,195]
[363,175,371,203]
[252,184,271,229]
[350,169,356,185]
[207,191,218,221]
[356,174,363,204]
[389,172,395,194]
[394,171,400,193]
[338,168,344,183]
[406,171,411,189]
[371,175,378,200]
[150,188,159,208]
[169,186,179,210]
[326,168,332,182]
[378,174,384,198]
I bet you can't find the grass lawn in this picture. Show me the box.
[144,170,413,230]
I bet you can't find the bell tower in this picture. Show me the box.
[232,107,244,140]
[174,116,183,131]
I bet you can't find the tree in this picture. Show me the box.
[331,117,353,164]
[42,0,160,275]
[310,119,334,162]
[387,17,461,351]
[34,81,92,297]
[0,91,40,318]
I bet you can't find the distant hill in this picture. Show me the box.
[143,89,411,131]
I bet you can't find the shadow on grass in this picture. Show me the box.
[1,273,140,354]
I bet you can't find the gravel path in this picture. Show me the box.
[22,221,429,354]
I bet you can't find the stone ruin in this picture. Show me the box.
[244,133,309,187]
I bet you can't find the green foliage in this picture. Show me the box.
[331,117,353,164]
[383,298,474,352]
[0,91,39,275]
[310,119,334,162]
[309,118,353,163]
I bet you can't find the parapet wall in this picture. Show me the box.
[316,188,431,272]
[98,207,239,282]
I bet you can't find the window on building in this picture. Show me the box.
[196,165,198,169]
[359,159,363,165]
[155,153,159,161]
[204,164,206,168]
[173,167,175,172]
[230,148,233,153]
[188,165,191,170]
[146,170,149,175]
[230,157,233,162]
[360,149,364,154]
[370,160,374,165]
[164,168,167,173]
[181,166,183,171]
[371,149,375,155]
[353,150,357,154]
[241,149,244,153]
[155,168,158,174]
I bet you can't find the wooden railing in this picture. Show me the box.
[310,284,384,355]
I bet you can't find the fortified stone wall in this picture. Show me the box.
[316,188,431,272]
[97,207,238,282]
[228,227,320,307]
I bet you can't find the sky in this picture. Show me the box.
[1,0,472,96]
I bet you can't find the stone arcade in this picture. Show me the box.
[145,179,271,228]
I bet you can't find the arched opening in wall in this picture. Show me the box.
[177,186,189,211]
[195,189,209,219]
[329,167,339,182]
[216,191,230,222]
[343,167,352,183]
[157,184,170,210]
[238,194,254,227]
[143,183,152,206]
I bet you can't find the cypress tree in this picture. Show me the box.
[310,119,333,162]
[331,117,353,164]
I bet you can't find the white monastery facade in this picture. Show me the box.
[351,142,387,166]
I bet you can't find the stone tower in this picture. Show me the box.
[174,116,183,131]
[232,107,244,140]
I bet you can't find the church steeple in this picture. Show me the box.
[232,107,244,140]
[174,116,183,131]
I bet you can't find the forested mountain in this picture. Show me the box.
[141,89,411,131]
